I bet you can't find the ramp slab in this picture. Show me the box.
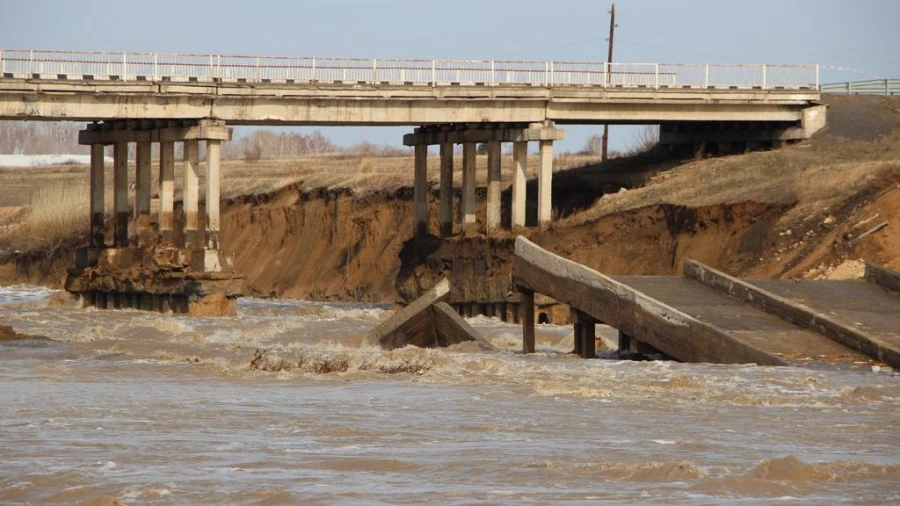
[614,276,874,370]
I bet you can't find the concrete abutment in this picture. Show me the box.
[67,119,245,316]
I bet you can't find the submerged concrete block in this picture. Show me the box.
[369,279,494,350]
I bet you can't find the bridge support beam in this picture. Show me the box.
[486,140,501,233]
[182,139,200,249]
[70,119,243,316]
[538,139,553,229]
[205,139,221,249]
[403,122,564,237]
[512,141,527,230]
[113,141,129,246]
[521,288,535,354]
[135,140,152,245]
[461,142,477,236]
[439,142,454,237]
[575,309,596,359]
[89,143,105,246]
[159,140,175,243]
[413,144,429,237]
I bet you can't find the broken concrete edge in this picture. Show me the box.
[368,278,451,347]
[684,259,900,369]
[431,302,495,351]
[512,236,787,366]
[865,263,900,294]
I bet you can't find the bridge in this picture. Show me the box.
[0,49,827,315]
[514,237,900,370]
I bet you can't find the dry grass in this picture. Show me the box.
[3,183,89,250]
[564,131,900,227]
[221,152,599,199]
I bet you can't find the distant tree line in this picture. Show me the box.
[0,121,410,160]
[0,122,82,155]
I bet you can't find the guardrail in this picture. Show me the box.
[0,49,819,90]
[821,79,899,96]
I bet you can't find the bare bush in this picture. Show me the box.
[581,134,603,156]
[625,125,660,156]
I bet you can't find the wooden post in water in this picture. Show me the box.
[521,288,535,354]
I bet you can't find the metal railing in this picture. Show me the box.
[0,49,820,90]
[821,79,899,96]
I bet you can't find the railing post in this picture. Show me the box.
[312,57,316,81]
[704,63,709,87]
[655,63,659,88]
[762,64,766,89]
[209,54,214,80]
[815,64,820,91]
[491,60,495,86]
[29,50,34,75]
[122,53,127,80]
[0,49,4,75]
[432,60,436,87]
[217,55,221,80]
[256,56,260,81]
[153,53,158,80]
[549,61,554,86]
[603,62,608,87]
[373,58,377,83]
[886,78,889,96]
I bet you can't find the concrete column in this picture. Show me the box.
[577,310,596,359]
[158,141,175,243]
[618,330,632,353]
[538,140,553,229]
[182,139,200,248]
[439,142,454,237]
[512,141,527,229]
[205,140,221,249]
[573,319,584,357]
[413,144,429,237]
[486,140,501,234]
[89,144,105,246]
[135,141,152,245]
[461,142,477,236]
[521,288,535,354]
[113,141,129,246]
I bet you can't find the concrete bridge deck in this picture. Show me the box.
[513,237,899,370]
[0,49,823,131]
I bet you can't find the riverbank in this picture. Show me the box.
[0,94,897,301]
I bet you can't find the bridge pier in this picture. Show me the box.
[403,122,565,237]
[67,119,245,316]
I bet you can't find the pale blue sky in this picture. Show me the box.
[3,0,898,151]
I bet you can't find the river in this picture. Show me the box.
[1,285,898,505]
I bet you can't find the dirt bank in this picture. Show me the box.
[1,94,897,302]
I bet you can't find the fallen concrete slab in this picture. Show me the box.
[369,279,494,350]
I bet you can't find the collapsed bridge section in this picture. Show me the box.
[512,236,899,370]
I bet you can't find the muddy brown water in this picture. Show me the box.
[1,286,898,505]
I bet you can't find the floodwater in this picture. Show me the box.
[1,286,898,505]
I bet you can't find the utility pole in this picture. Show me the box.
[601,2,616,161]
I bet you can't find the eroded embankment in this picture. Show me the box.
[1,172,896,303]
